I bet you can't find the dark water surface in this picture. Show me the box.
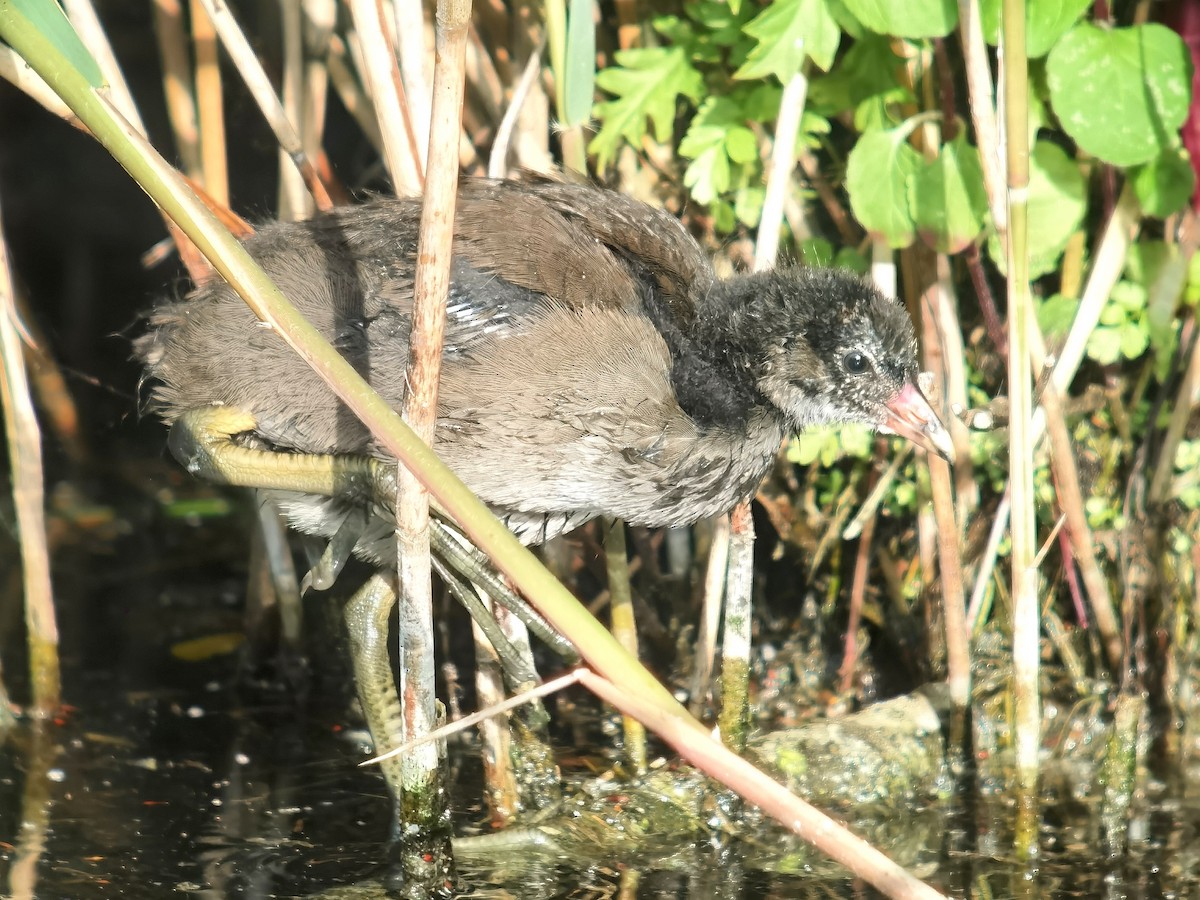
[2,473,1199,900]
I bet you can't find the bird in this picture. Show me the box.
[137,177,953,567]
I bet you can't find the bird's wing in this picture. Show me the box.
[453,179,714,321]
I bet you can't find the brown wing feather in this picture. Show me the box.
[453,180,713,321]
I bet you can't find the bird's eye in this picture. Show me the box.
[843,351,869,375]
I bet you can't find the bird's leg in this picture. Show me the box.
[430,556,539,690]
[343,573,455,895]
[429,522,578,662]
[170,406,578,660]
[300,506,371,593]
[168,406,380,501]
[342,572,406,810]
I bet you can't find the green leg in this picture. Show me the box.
[168,406,380,500]
[342,573,406,806]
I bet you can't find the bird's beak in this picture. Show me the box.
[881,381,956,463]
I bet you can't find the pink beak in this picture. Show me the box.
[881,382,956,463]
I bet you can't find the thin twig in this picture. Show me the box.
[0,192,60,716]
[958,0,1006,234]
[190,0,227,204]
[392,0,432,169]
[198,0,332,209]
[488,40,543,177]
[277,0,310,219]
[394,0,473,822]
[150,0,200,176]
[755,72,808,270]
[347,0,423,192]
[327,33,385,153]
[1001,0,1041,827]
[1028,319,1121,672]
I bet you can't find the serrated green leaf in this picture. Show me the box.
[683,144,731,204]
[687,0,752,41]
[735,0,841,81]
[841,0,957,38]
[591,47,703,169]
[680,97,760,205]
[1111,280,1147,313]
[725,126,758,163]
[742,83,784,121]
[1119,322,1151,359]
[1132,149,1196,218]
[1046,23,1192,168]
[808,33,909,115]
[846,127,923,247]
[908,134,988,254]
[8,0,104,86]
[979,0,1090,57]
[1086,328,1123,365]
[987,141,1086,278]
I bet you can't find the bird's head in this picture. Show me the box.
[708,268,955,462]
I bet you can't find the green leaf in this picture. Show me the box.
[826,0,864,37]
[1119,321,1151,359]
[591,47,703,169]
[725,126,758,164]
[1046,23,1193,168]
[800,238,835,266]
[987,141,1086,278]
[807,33,910,115]
[8,0,104,86]
[853,94,903,132]
[680,96,758,205]
[1125,240,1176,286]
[846,126,923,248]
[1086,328,1123,365]
[840,0,957,38]
[712,200,737,232]
[562,0,596,126]
[735,0,841,81]
[685,0,755,46]
[979,0,1090,58]
[735,186,765,227]
[741,83,785,121]
[1037,294,1080,339]
[835,246,869,273]
[908,134,988,254]
[1131,149,1196,218]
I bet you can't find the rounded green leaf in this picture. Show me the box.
[725,126,759,164]
[1046,23,1192,168]
[840,0,957,39]
[979,0,1090,58]
[846,127,923,248]
[909,134,988,254]
[1132,149,1196,218]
